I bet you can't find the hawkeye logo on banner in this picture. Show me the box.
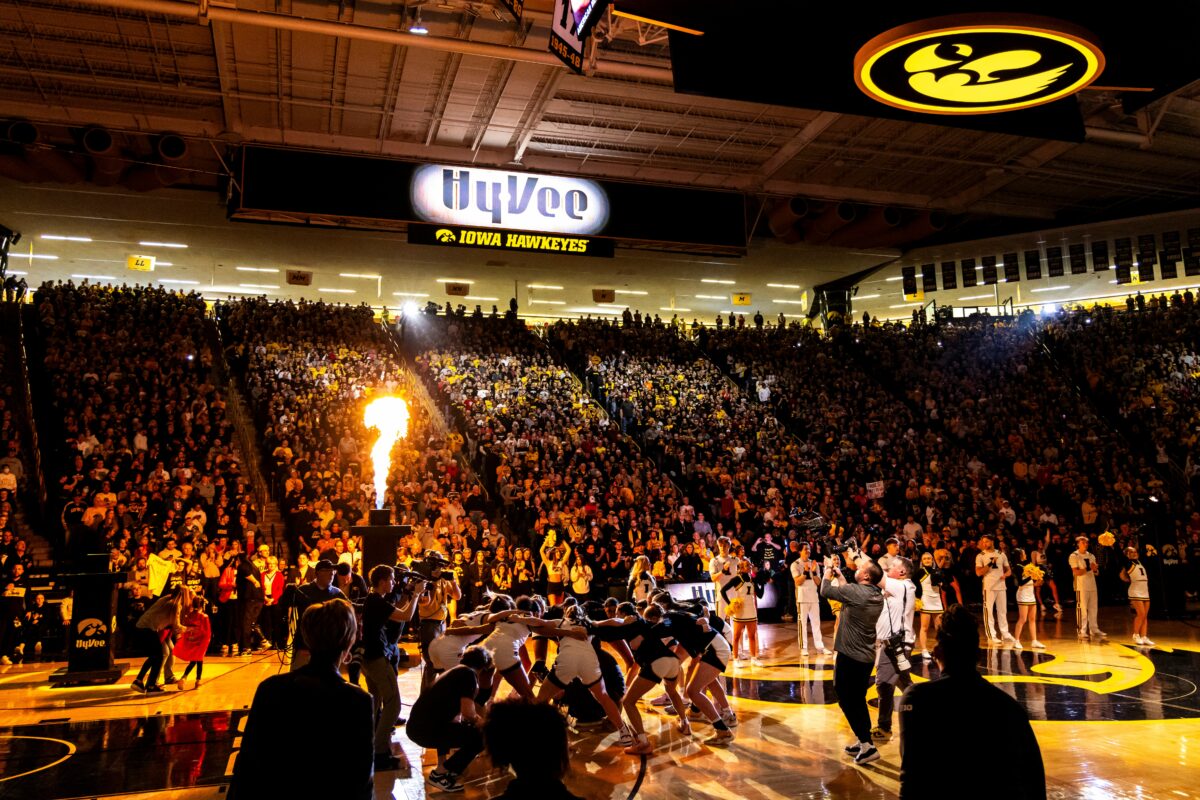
[855,14,1105,115]
[549,0,611,74]
[409,222,615,258]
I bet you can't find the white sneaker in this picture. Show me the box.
[750,657,764,667]
[722,711,739,728]
[650,694,672,707]
[820,648,834,655]
[921,650,933,660]
[800,648,809,656]
[1013,641,1023,650]
[616,729,635,747]
[1031,640,1046,649]
[1096,631,1108,640]
[988,638,1002,646]
[732,658,746,668]
[1133,634,1145,645]
[1142,637,1156,647]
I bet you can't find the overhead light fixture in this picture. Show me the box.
[157,261,173,267]
[239,283,280,289]
[660,307,691,312]
[529,299,566,305]
[886,276,903,282]
[393,291,430,297]
[766,283,801,289]
[20,254,58,260]
[959,294,994,300]
[782,314,806,318]
[75,258,124,263]
[138,241,188,248]
[41,235,91,242]
[1031,285,1071,293]
[528,284,564,290]
[436,278,474,284]
[158,279,200,285]
[319,288,356,294]
[614,289,648,296]
[7,270,27,276]
[465,295,498,301]
[855,294,880,300]
[408,8,428,34]
[695,294,725,300]
[236,266,280,273]
[772,299,805,305]
[340,272,381,279]
[701,278,735,285]
[71,274,115,280]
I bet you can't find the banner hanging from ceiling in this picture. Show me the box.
[549,0,612,74]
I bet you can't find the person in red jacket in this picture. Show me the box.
[175,595,212,688]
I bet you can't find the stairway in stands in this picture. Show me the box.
[204,316,288,560]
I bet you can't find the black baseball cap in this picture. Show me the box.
[314,558,337,572]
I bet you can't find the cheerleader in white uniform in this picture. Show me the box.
[720,559,762,667]
[480,595,561,701]
[427,610,496,674]
[1120,546,1155,646]
[912,553,943,659]
[535,604,634,747]
[1010,549,1045,650]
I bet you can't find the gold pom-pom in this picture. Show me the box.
[1023,564,1045,582]
[1098,532,1116,547]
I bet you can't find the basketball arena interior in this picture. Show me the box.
[2,2,1200,799]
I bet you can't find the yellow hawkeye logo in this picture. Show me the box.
[855,14,1105,115]
[435,228,457,243]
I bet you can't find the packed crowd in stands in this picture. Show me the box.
[0,285,1197,791]
[2,282,261,664]
[412,313,691,596]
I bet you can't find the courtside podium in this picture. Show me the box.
[49,570,127,686]
[361,509,410,574]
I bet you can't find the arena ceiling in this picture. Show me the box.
[4,1,1200,317]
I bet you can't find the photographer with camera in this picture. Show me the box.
[416,551,462,689]
[871,557,917,743]
[974,536,1014,646]
[820,553,884,765]
[362,564,425,771]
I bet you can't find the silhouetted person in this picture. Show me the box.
[229,599,373,800]
[484,699,585,799]
[899,605,1045,799]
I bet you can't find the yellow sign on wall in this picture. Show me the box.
[732,293,752,306]
[855,14,1105,115]
[127,255,156,272]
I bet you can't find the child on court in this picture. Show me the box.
[175,596,212,689]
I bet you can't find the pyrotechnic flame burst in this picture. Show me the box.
[363,396,410,510]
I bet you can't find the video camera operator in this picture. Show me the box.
[415,551,462,689]
[820,551,884,765]
[362,564,425,771]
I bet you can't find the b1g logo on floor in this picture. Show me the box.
[411,165,609,235]
[75,618,108,650]
[855,14,1105,114]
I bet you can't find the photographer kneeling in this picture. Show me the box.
[820,553,884,765]
[408,645,495,793]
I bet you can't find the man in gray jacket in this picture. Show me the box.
[821,556,885,764]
